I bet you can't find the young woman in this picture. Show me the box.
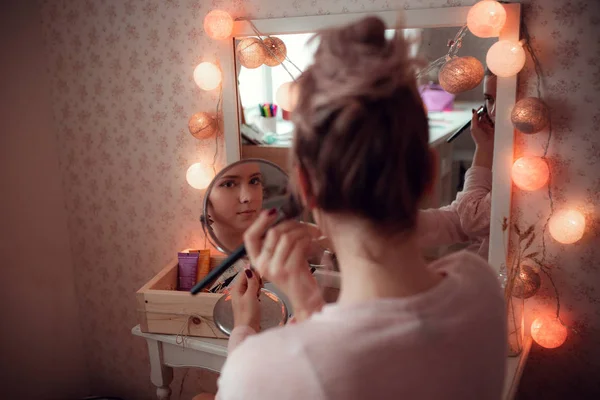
[211,17,506,400]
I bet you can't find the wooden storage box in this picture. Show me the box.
[136,255,228,339]
[137,255,342,339]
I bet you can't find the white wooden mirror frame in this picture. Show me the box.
[216,4,522,274]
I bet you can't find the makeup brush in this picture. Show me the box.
[446,105,486,143]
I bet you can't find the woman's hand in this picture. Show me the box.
[471,109,495,170]
[244,210,325,323]
[231,268,261,332]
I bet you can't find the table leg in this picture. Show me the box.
[146,338,174,400]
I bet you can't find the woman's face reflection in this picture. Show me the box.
[209,163,264,238]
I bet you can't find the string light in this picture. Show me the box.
[511,97,550,134]
[438,56,485,94]
[276,82,298,112]
[236,38,266,69]
[486,40,526,77]
[188,112,218,140]
[549,209,586,244]
[531,316,568,349]
[193,62,222,91]
[511,156,549,191]
[412,8,587,352]
[467,0,507,38]
[203,10,234,40]
[512,264,541,299]
[263,37,287,67]
[186,163,213,190]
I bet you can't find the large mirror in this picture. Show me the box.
[233,28,496,258]
[221,6,520,273]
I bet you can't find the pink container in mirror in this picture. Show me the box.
[419,83,455,112]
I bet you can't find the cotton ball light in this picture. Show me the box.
[438,56,485,94]
[531,316,567,349]
[467,0,507,38]
[263,37,287,67]
[512,264,541,299]
[549,209,586,244]
[511,97,550,134]
[276,82,298,112]
[193,62,222,91]
[511,156,549,191]
[236,38,267,69]
[486,40,526,77]
[186,163,213,190]
[203,10,234,40]
[188,112,217,140]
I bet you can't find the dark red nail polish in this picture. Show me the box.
[268,208,277,216]
[245,269,253,278]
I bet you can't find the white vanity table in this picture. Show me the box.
[132,324,531,400]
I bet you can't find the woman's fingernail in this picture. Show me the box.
[268,208,277,216]
[245,269,253,278]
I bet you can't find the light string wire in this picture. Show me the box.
[416,24,469,79]
[520,22,576,333]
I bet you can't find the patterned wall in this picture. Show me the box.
[39,0,599,398]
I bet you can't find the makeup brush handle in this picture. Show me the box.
[190,245,247,294]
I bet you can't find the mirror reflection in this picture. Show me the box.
[235,27,496,258]
[201,158,335,304]
[203,159,288,254]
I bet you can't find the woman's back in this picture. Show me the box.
[217,251,506,400]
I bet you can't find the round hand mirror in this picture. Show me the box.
[201,159,291,335]
[200,158,289,254]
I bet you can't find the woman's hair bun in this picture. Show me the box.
[292,16,432,233]
[343,16,387,50]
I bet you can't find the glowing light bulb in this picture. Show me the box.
[511,156,549,191]
[186,163,213,190]
[531,316,567,349]
[203,10,234,40]
[486,40,526,78]
[549,209,585,244]
[276,82,298,112]
[193,62,222,91]
[467,0,507,38]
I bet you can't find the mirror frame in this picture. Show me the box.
[216,5,522,274]
[201,158,288,254]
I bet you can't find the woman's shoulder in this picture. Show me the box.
[432,251,503,299]
[434,250,497,277]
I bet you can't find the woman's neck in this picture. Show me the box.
[324,215,443,306]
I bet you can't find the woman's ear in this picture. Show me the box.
[294,163,317,209]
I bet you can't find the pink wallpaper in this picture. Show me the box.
[39,0,599,398]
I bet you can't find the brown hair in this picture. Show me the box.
[292,16,432,233]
